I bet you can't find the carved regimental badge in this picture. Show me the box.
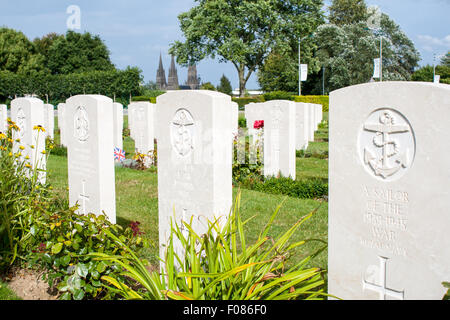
[17,107,26,138]
[359,109,415,181]
[74,106,89,142]
[171,108,194,157]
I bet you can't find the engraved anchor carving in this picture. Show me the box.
[171,109,194,157]
[363,111,410,179]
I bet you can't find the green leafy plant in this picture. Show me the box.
[0,120,52,269]
[443,282,450,300]
[26,208,148,300]
[91,191,328,300]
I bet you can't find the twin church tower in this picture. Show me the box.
[156,54,200,90]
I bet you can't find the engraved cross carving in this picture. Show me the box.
[363,256,404,300]
[78,180,90,215]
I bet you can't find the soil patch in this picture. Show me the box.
[1,267,59,300]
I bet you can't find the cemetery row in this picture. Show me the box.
[1,81,449,300]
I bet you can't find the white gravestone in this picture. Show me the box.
[295,102,309,150]
[65,95,116,224]
[113,102,124,151]
[44,104,55,139]
[128,103,136,140]
[231,101,239,138]
[156,90,233,266]
[57,103,67,146]
[128,102,154,159]
[0,104,7,133]
[314,104,321,130]
[244,102,265,165]
[11,98,46,184]
[328,82,450,300]
[261,100,296,179]
[307,103,316,142]
[245,101,296,179]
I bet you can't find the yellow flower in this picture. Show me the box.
[25,163,31,168]
[8,152,12,157]
[30,145,35,149]
[49,145,54,149]
[41,150,47,154]
[19,145,25,150]
[0,133,6,140]
[25,155,30,160]
[8,138,13,143]
[33,125,45,132]
[15,139,20,142]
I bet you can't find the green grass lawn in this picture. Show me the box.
[46,113,329,271]
[0,281,21,300]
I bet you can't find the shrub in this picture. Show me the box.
[238,175,328,200]
[92,191,328,300]
[263,91,295,101]
[232,96,264,110]
[251,177,328,199]
[131,96,157,103]
[0,119,148,300]
[292,95,329,112]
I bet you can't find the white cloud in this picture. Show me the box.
[417,34,450,47]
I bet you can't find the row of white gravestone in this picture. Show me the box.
[244,101,323,179]
[60,91,234,261]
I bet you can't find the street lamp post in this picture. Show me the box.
[298,34,313,96]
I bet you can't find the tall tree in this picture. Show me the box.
[441,51,450,67]
[328,0,369,25]
[0,27,44,74]
[217,74,232,95]
[170,0,324,97]
[47,31,115,75]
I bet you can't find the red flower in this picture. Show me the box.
[253,120,264,129]
[129,221,144,237]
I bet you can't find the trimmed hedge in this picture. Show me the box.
[0,68,142,106]
[240,176,328,199]
[293,95,329,112]
[131,96,157,103]
[232,96,264,110]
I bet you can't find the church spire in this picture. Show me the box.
[186,63,200,90]
[167,55,179,90]
[156,53,167,90]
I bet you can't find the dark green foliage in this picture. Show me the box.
[0,67,143,105]
[217,74,233,95]
[328,0,369,26]
[131,96,157,103]
[293,95,329,112]
[263,90,296,101]
[238,116,247,128]
[241,176,328,200]
[46,31,114,75]
[232,96,265,110]
[200,82,216,91]
[411,65,450,84]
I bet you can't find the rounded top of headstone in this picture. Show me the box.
[11,97,44,106]
[331,81,450,96]
[156,89,232,104]
[67,94,113,104]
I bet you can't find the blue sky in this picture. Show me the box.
[0,0,449,90]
